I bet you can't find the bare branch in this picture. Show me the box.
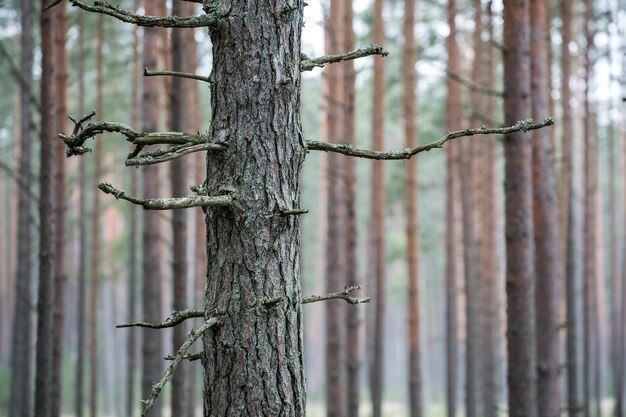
[302,285,371,305]
[42,0,64,12]
[446,69,503,97]
[144,67,210,83]
[0,39,41,111]
[301,44,388,71]
[117,309,204,329]
[99,183,237,211]
[125,142,225,166]
[306,118,555,160]
[68,0,222,28]
[140,318,221,417]
[164,352,202,362]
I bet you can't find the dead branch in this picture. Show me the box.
[144,67,210,83]
[67,0,222,28]
[140,318,221,417]
[125,142,225,166]
[302,285,371,305]
[117,309,204,329]
[301,44,388,71]
[447,69,503,97]
[306,118,555,160]
[99,183,237,211]
[164,352,202,362]
[0,39,41,111]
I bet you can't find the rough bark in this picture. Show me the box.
[9,0,34,415]
[170,3,190,417]
[51,3,68,416]
[202,1,307,414]
[369,0,386,414]
[445,1,461,416]
[531,1,561,417]
[324,0,346,414]
[142,2,164,415]
[34,4,57,417]
[403,0,421,415]
[503,3,538,417]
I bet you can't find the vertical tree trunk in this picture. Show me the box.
[324,0,345,414]
[403,0,421,415]
[445,1,461,415]
[342,0,359,414]
[90,16,104,417]
[370,0,386,414]
[531,1,561,417]
[51,3,68,416]
[142,2,164,415]
[503,3,538,417]
[34,4,57,417]
[9,1,34,415]
[170,3,190,417]
[202,1,306,414]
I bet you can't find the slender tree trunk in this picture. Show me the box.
[445,1,461,416]
[503,3,538,417]
[142,2,164,415]
[342,0,359,414]
[170,3,190,417]
[403,0,421,415]
[9,1,34,415]
[34,4,57,417]
[531,1,561,417]
[202,1,306,414]
[369,0,386,414]
[51,4,68,416]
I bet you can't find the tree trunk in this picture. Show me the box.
[202,1,307,414]
[369,0,386,414]
[9,0,34,415]
[445,1,461,416]
[34,4,57,417]
[403,0,421,415]
[51,3,68,416]
[531,1,561,417]
[503,3,538,417]
[170,3,190,417]
[142,2,164,415]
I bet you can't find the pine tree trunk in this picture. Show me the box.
[403,0,421,415]
[9,0,34,415]
[531,1,561,416]
[503,2,538,417]
[202,1,307,414]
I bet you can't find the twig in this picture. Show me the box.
[117,309,204,329]
[42,0,63,12]
[125,142,225,166]
[164,352,202,362]
[140,318,221,417]
[0,39,41,111]
[67,0,222,28]
[446,69,503,97]
[302,285,371,305]
[99,183,237,211]
[144,67,210,83]
[306,118,555,160]
[301,44,388,71]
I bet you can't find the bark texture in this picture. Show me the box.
[202,1,307,414]
[531,1,561,417]
[9,1,34,415]
[503,2,538,417]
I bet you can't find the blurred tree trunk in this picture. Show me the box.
[142,1,164,415]
[342,0,359,414]
[530,1,561,417]
[503,3,538,417]
[403,0,421,415]
[9,0,34,415]
[369,0,386,414]
[325,0,345,414]
[90,15,104,417]
[445,1,461,416]
[51,3,68,416]
[34,3,57,417]
[170,3,190,417]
